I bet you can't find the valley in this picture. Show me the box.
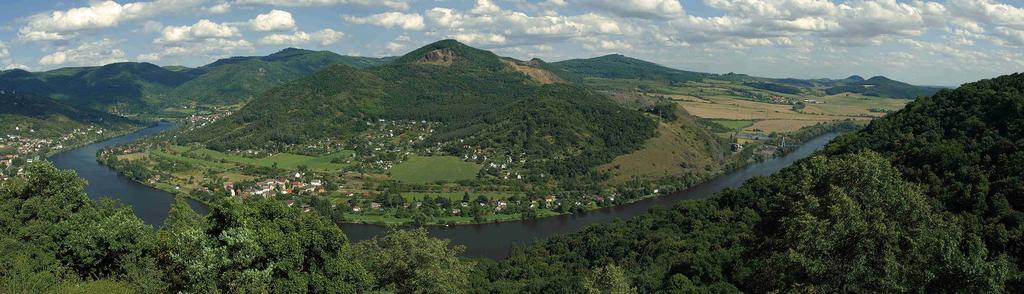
[8,40,930,226]
[3,2,1021,292]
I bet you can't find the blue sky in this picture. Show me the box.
[1,0,1023,86]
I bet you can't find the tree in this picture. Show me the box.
[584,264,637,294]
[353,228,474,293]
[739,153,1010,292]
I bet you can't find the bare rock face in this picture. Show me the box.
[503,59,564,85]
[417,48,460,65]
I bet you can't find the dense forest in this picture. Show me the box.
[0,162,474,293]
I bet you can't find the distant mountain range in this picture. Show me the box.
[0,48,392,113]
[0,43,941,118]
[548,54,942,99]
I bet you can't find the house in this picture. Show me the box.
[254,188,272,197]
[730,143,743,152]
[351,205,362,212]
[285,200,296,207]
[544,195,556,203]
[310,180,322,186]
[370,202,382,209]
[451,208,461,215]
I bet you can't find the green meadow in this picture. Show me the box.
[389,156,481,184]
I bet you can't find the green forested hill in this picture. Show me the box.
[0,49,392,114]
[824,75,944,99]
[825,73,1024,279]
[479,73,1024,292]
[0,63,192,113]
[167,48,392,105]
[185,40,656,179]
[551,54,709,83]
[0,91,142,136]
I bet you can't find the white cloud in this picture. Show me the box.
[144,38,255,62]
[581,0,685,19]
[137,52,161,62]
[206,2,232,14]
[471,0,502,15]
[157,19,240,43]
[249,10,297,32]
[142,20,164,33]
[343,12,425,30]
[38,39,126,66]
[3,64,30,71]
[449,33,507,46]
[17,29,68,41]
[992,26,1024,46]
[422,6,629,48]
[0,42,9,59]
[233,0,411,10]
[384,35,412,52]
[18,0,205,41]
[583,39,633,51]
[951,0,1024,28]
[259,29,345,45]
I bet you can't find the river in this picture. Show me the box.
[49,122,839,259]
[49,122,209,225]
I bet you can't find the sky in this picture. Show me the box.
[0,0,1022,86]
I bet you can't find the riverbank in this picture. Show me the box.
[91,124,853,227]
[51,121,840,258]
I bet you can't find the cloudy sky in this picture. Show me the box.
[1,0,1022,86]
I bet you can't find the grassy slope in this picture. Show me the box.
[599,107,724,184]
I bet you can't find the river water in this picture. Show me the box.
[49,122,839,258]
[49,122,209,225]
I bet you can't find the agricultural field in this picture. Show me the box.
[389,156,481,184]
[592,77,908,136]
[674,91,901,134]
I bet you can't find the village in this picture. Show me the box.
[219,170,642,225]
[0,125,115,180]
[92,113,694,225]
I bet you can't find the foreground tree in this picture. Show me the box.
[354,228,475,293]
[739,152,1011,292]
